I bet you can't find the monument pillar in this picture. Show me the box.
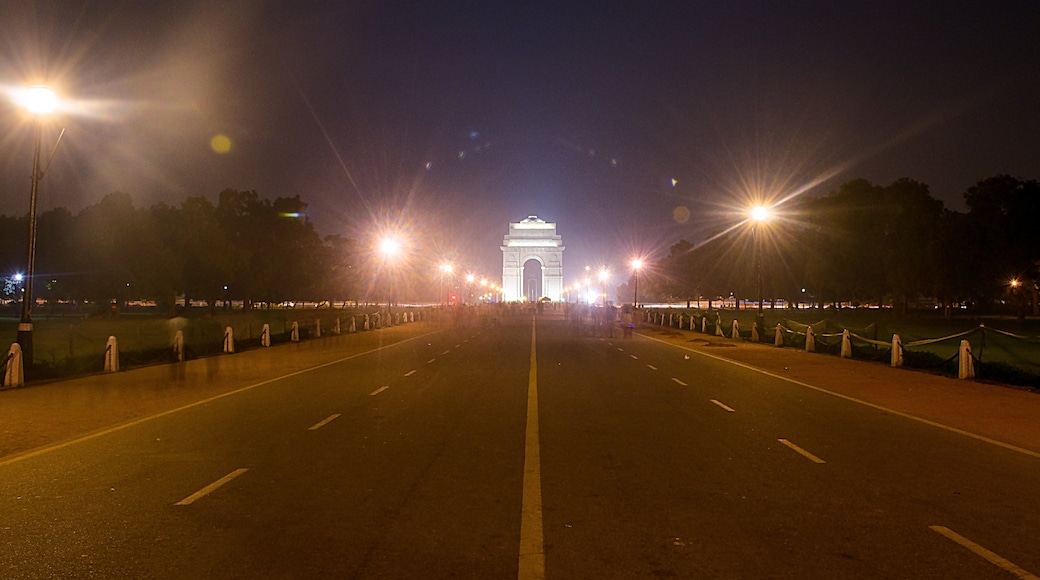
[501,216,565,302]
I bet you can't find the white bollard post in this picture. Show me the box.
[334,317,341,335]
[105,336,120,371]
[291,321,300,342]
[410,312,414,323]
[223,326,235,354]
[751,322,760,343]
[261,323,271,347]
[774,324,784,347]
[314,319,321,338]
[959,339,975,379]
[350,316,356,333]
[891,334,903,367]
[701,317,707,334]
[715,317,725,337]
[731,320,740,340]
[174,330,185,362]
[5,343,24,387]
[364,314,370,331]
[840,329,852,358]
[805,326,815,352]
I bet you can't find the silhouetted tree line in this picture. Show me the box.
[631,175,1040,316]
[0,189,364,314]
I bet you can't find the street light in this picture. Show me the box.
[750,205,772,339]
[630,259,644,308]
[15,85,58,369]
[598,267,609,306]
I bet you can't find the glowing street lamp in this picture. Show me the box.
[749,205,773,339]
[14,85,58,369]
[378,234,404,314]
[630,259,644,308]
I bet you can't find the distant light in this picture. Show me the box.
[631,259,643,270]
[586,290,598,303]
[598,267,609,282]
[1010,279,1021,288]
[465,274,475,283]
[13,273,23,282]
[750,205,771,222]
[279,212,302,218]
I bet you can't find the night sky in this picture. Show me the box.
[2,1,1038,286]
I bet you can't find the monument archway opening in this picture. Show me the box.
[523,259,543,302]
[501,216,564,302]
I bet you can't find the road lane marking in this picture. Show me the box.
[930,526,1039,579]
[518,316,545,579]
[175,468,248,506]
[646,365,658,371]
[617,347,624,352]
[638,333,1040,460]
[671,378,688,386]
[454,344,461,348]
[711,399,736,412]
[0,331,440,469]
[630,354,639,360]
[370,386,389,396]
[404,370,417,377]
[778,439,826,464]
[308,414,341,430]
[427,358,436,364]
[441,350,451,355]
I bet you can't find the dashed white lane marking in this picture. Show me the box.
[646,365,658,371]
[778,439,826,464]
[427,358,436,364]
[711,399,735,412]
[671,378,688,386]
[308,414,341,430]
[454,344,461,349]
[404,370,417,377]
[630,354,639,360]
[930,526,1039,579]
[617,347,624,352]
[175,468,248,506]
[370,386,390,396]
[441,350,451,355]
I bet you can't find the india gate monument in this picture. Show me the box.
[501,216,565,302]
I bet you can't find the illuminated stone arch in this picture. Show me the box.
[501,216,564,302]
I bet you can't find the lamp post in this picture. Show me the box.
[630,259,643,309]
[439,263,453,306]
[598,266,609,306]
[750,205,772,340]
[378,235,403,321]
[16,85,57,369]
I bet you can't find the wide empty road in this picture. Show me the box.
[2,310,1039,578]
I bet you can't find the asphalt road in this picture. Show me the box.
[2,310,1039,579]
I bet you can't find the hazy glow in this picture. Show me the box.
[210,134,232,154]
[15,85,57,114]
[586,290,598,303]
[750,205,771,222]
[631,259,643,270]
[379,236,403,258]
[598,267,609,282]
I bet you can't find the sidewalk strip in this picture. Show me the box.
[308,414,341,431]
[930,526,1039,579]
[518,316,545,579]
[175,468,248,506]
[370,386,389,396]
[711,399,736,412]
[404,370,417,377]
[778,438,826,464]
[672,378,688,386]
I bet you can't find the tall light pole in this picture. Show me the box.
[439,263,453,306]
[378,235,403,321]
[750,205,772,340]
[598,266,609,306]
[632,259,640,311]
[16,85,57,370]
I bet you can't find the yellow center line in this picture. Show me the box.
[930,525,1039,579]
[518,315,545,579]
